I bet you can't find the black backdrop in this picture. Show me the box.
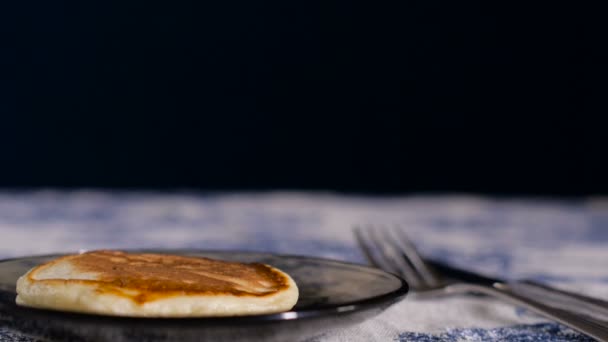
[2,1,606,194]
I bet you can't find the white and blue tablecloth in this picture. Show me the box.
[1,191,607,341]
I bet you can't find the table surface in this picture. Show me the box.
[1,191,607,341]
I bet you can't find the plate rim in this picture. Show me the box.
[0,249,409,324]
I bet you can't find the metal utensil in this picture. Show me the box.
[425,260,608,321]
[354,225,608,342]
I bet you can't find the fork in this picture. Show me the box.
[354,226,608,342]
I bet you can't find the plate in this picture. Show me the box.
[0,250,408,342]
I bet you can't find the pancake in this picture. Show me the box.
[15,250,299,317]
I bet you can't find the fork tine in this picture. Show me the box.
[390,226,442,287]
[354,225,425,288]
[374,227,428,288]
[354,227,397,275]
[353,226,384,269]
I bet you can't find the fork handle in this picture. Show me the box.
[515,280,608,320]
[449,283,608,342]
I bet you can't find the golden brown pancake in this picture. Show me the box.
[16,250,299,317]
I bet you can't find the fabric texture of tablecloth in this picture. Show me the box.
[1,191,607,341]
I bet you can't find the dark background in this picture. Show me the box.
[2,1,606,194]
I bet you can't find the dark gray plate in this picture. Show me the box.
[0,250,408,342]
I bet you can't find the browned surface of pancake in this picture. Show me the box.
[28,251,290,304]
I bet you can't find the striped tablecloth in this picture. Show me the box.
[1,191,607,341]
